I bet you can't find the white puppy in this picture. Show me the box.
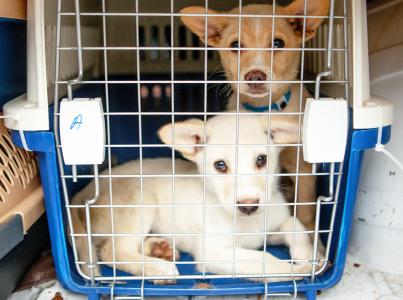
[71,114,318,284]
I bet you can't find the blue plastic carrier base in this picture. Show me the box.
[10,79,392,299]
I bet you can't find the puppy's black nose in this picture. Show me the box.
[237,199,259,215]
[245,70,267,88]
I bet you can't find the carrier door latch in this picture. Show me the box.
[303,98,348,163]
[59,98,105,165]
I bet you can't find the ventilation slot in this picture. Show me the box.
[0,127,38,204]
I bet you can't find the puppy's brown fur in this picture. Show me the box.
[181,0,330,230]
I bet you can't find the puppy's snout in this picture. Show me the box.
[236,199,259,215]
[244,70,267,88]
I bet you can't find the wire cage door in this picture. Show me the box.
[50,0,353,298]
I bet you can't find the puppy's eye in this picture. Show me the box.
[256,155,267,168]
[273,38,285,49]
[214,160,228,173]
[230,40,242,52]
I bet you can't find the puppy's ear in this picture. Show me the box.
[180,6,225,47]
[261,116,301,144]
[158,119,205,161]
[281,0,330,42]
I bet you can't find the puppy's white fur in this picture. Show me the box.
[71,115,318,283]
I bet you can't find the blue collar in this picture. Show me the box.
[241,89,292,112]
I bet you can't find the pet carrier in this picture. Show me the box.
[2,0,394,299]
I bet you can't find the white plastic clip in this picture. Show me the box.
[60,98,105,165]
[303,98,348,163]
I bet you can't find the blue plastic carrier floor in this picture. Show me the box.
[8,258,403,300]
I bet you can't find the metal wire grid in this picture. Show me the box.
[53,0,349,287]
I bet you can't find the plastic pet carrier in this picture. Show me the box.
[2,0,394,299]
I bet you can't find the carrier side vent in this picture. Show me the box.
[0,118,43,234]
[0,131,38,203]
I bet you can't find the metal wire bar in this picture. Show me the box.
[57,143,305,148]
[54,112,307,117]
[262,0,276,278]
[68,201,336,208]
[75,271,321,282]
[59,12,345,19]
[291,0,310,279]
[101,0,117,281]
[200,0,209,278]
[84,165,100,284]
[134,0,146,281]
[62,172,340,179]
[70,230,334,238]
[66,0,83,101]
[56,79,349,84]
[66,0,84,183]
[169,0,178,281]
[77,257,328,265]
[232,0,243,278]
[314,0,336,100]
[58,46,348,51]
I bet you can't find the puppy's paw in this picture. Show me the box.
[293,258,327,277]
[294,240,328,271]
[144,237,180,262]
[147,263,180,285]
[292,243,315,263]
[292,261,313,275]
[152,278,177,285]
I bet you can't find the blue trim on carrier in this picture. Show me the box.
[11,124,391,299]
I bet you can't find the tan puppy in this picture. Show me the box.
[180,0,330,230]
